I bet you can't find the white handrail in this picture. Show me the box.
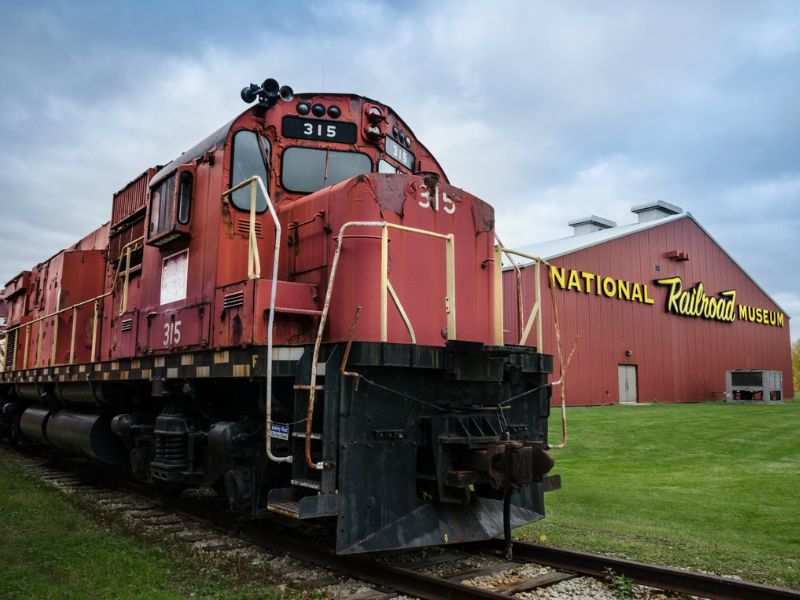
[222,176,287,464]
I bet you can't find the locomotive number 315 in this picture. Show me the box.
[303,122,337,138]
[163,321,182,346]
[419,185,456,214]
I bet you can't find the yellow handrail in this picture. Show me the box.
[494,246,543,350]
[377,222,455,342]
[493,244,577,450]
[222,177,263,280]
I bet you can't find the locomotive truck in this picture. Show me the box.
[0,79,557,554]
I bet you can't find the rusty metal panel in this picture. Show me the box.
[112,168,159,227]
[49,251,106,366]
[253,279,319,346]
[145,303,211,354]
[73,223,110,252]
[106,307,139,360]
[505,217,793,404]
[214,281,254,348]
[2,271,30,300]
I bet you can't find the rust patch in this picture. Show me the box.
[231,315,243,345]
[373,173,407,217]
[221,201,235,239]
[344,174,375,208]
[471,196,495,233]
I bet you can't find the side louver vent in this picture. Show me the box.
[236,219,262,238]
[5,330,17,370]
[121,319,133,332]
[223,291,245,309]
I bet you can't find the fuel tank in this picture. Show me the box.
[19,407,124,464]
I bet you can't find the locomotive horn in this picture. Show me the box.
[262,78,280,98]
[279,85,294,101]
[240,83,259,104]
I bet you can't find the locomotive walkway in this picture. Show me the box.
[5,446,799,600]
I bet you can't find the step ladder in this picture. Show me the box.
[266,350,335,519]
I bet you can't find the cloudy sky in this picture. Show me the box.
[0,0,798,341]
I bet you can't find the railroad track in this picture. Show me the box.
[3,446,799,600]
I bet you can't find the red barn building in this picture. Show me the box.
[503,201,793,405]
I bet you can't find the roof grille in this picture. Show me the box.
[223,291,245,309]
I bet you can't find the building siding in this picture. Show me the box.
[503,217,793,405]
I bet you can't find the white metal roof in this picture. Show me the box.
[507,212,688,264]
[502,212,789,316]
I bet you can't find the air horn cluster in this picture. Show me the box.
[241,78,294,106]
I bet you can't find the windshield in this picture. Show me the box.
[282,147,371,194]
[231,130,270,212]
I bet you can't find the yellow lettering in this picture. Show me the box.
[692,283,705,315]
[679,290,691,314]
[656,277,682,313]
[551,266,566,289]
[721,291,735,321]
[704,296,716,318]
[631,283,643,303]
[602,277,617,297]
[567,269,582,292]
[738,304,748,321]
[643,284,655,305]
[655,277,735,323]
[618,280,631,301]
[595,274,602,295]
[737,302,781,327]
[581,271,595,294]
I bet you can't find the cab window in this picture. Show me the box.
[150,174,176,236]
[282,147,371,194]
[230,130,270,212]
[378,159,397,174]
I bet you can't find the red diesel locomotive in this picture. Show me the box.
[0,79,556,554]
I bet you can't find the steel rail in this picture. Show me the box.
[239,529,512,600]
[479,539,800,600]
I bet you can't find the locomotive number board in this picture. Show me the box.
[385,136,415,170]
[282,116,357,144]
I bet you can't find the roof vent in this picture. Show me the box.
[631,200,682,223]
[567,215,617,236]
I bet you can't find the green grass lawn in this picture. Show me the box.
[518,398,800,589]
[0,451,295,600]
